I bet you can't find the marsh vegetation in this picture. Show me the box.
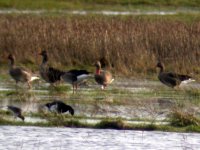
[0,14,200,78]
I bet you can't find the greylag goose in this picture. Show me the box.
[39,50,65,85]
[62,69,92,94]
[94,61,114,89]
[7,105,25,121]
[44,100,74,115]
[156,62,195,88]
[8,54,39,88]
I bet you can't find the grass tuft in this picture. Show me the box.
[95,118,126,129]
[169,109,200,127]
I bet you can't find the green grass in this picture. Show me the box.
[1,107,200,132]
[0,0,199,11]
[1,114,200,132]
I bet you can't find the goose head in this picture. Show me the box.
[7,54,14,61]
[69,108,74,116]
[156,62,164,73]
[95,61,101,69]
[39,50,47,56]
[7,54,15,66]
[19,115,25,121]
[39,50,48,63]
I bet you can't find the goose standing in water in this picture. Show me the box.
[39,50,65,85]
[62,69,92,94]
[44,100,74,116]
[156,62,195,88]
[7,105,25,121]
[94,61,114,89]
[8,54,39,88]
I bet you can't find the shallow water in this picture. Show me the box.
[0,126,199,150]
[0,78,199,122]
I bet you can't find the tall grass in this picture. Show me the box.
[0,15,200,77]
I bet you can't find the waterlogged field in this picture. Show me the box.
[0,71,200,132]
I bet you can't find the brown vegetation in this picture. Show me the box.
[0,15,200,77]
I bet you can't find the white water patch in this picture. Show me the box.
[125,120,169,125]
[0,126,200,150]
[0,9,199,15]
[79,118,101,124]
[24,116,47,123]
[0,87,13,91]
[126,87,151,93]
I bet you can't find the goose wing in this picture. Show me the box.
[67,69,90,76]
[62,72,77,84]
[7,105,21,114]
[159,72,178,87]
[10,67,31,81]
[167,72,191,81]
[47,67,65,82]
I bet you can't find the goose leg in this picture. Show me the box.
[27,82,32,89]
[50,83,56,88]
[75,84,78,93]
[72,84,75,94]
[15,81,18,90]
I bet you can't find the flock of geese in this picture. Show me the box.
[3,50,195,121]
[8,50,114,92]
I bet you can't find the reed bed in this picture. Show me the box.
[0,15,200,77]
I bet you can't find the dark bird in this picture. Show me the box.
[8,54,39,88]
[156,62,195,88]
[44,100,74,116]
[39,50,65,85]
[94,61,114,89]
[62,69,92,93]
[7,105,25,121]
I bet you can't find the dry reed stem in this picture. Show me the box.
[0,15,199,77]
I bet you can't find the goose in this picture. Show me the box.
[94,61,114,89]
[7,105,25,121]
[39,50,65,85]
[156,62,195,88]
[8,54,39,88]
[44,100,74,115]
[62,69,92,93]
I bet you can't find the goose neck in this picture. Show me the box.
[42,54,48,64]
[8,58,14,69]
[159,66,164,73]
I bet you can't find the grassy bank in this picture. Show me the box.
[0,14,200,78]
[0,0,199,11]
[1,116,200,133]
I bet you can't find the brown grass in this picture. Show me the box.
[0,15,200,77]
